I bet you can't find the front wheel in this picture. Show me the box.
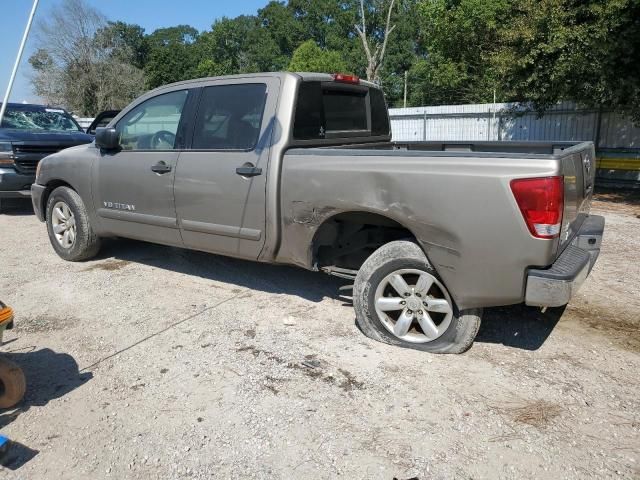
[353,240,481,354]
[46,186,101,261]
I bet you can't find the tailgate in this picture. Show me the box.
[558,142,596,252]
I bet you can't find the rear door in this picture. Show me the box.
[174,77,279,259]
[93,88,191,245]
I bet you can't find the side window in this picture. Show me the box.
[116,90,188,151]
[192,84,267,151]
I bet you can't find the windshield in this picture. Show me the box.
[1,106,82,132]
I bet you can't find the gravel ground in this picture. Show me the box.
[0,193,638,479]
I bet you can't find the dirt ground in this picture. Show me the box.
[0,191,638,479]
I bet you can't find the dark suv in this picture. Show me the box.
[0,103,93,212]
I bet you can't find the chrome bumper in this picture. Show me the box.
[525,215,604,308]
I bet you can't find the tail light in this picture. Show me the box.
[510,176,564,239]
[332,73,360,84]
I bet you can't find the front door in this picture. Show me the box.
[174,78,279,259]
[93,89,191,246]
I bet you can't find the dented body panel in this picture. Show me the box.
[276,148,567,309]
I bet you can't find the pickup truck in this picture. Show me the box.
[30,72,604,354]
[0,103,93,212]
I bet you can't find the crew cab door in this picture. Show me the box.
[93,88,192,245]
[174,78,279,259]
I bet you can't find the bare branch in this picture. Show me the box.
[354,0,398,82]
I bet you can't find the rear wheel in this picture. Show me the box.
[353,240,481,354]
[46,186,100,261]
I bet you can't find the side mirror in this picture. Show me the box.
[95,127,120,150]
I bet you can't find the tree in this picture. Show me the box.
[28,0,145,115]
[144,25,201,88]
[500,0,640,120]
[195,16,260,77]
[288,40,348,73]
[95,21,149,69]
[410,0,511,106]
[355,0,398,82]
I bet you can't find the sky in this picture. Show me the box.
[1,0,268,104]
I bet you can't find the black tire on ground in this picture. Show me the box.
[0,358,26,409]
[46,186,101,261]
[353,240,482,354]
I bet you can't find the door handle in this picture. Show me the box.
[151,162,172,174]
[236,165,262,177]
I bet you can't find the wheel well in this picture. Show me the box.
[42,180,74,213]
[312,212,416,270]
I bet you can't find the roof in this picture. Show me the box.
[148,71,378,95]
[0,102,70,112]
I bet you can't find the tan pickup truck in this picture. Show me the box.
[31,72,604,353]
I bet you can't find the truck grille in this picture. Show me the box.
[13,145,62,175]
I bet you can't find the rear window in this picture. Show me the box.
[293,81,389,140]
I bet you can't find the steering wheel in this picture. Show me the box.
[150,130,176,150]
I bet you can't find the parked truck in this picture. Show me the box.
[30,72,604,353]
[0,103,93,212]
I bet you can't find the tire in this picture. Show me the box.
[353,240,481,354]
[0,358,26,409]
[46,186,101,261]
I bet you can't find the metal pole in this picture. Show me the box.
[493,88,497,141]
[0,0,40,126]
[403,70,408,108]
[422,111,427,141]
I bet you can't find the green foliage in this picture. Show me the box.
[409,0,511,106]
[288,40,348,73]
[144,26,202,88]
[95,21,149,69]
[499,0,640,120]
[30,0,640,118]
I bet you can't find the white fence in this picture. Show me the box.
[74,117,93,129]
[389,102,640,186]
[389,102,640,148]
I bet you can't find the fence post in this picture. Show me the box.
[594,105,603,150]
[423,111,427,141]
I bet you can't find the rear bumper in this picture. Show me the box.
[0,168,34,198]
[31,184,46,222]
[525,215,604,307]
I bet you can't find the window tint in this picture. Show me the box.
[370,88,390,136]
[293,82,323,140]
[293,81,390,140]
[192,84,267,150]
[117,90,188,150]
[323,90,367,131]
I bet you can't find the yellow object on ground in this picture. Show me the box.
[0,306,13,325]
[596,157,640,171]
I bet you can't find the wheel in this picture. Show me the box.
[46,186,101,261]
[0,358,26,409]
[353,240,482,354]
